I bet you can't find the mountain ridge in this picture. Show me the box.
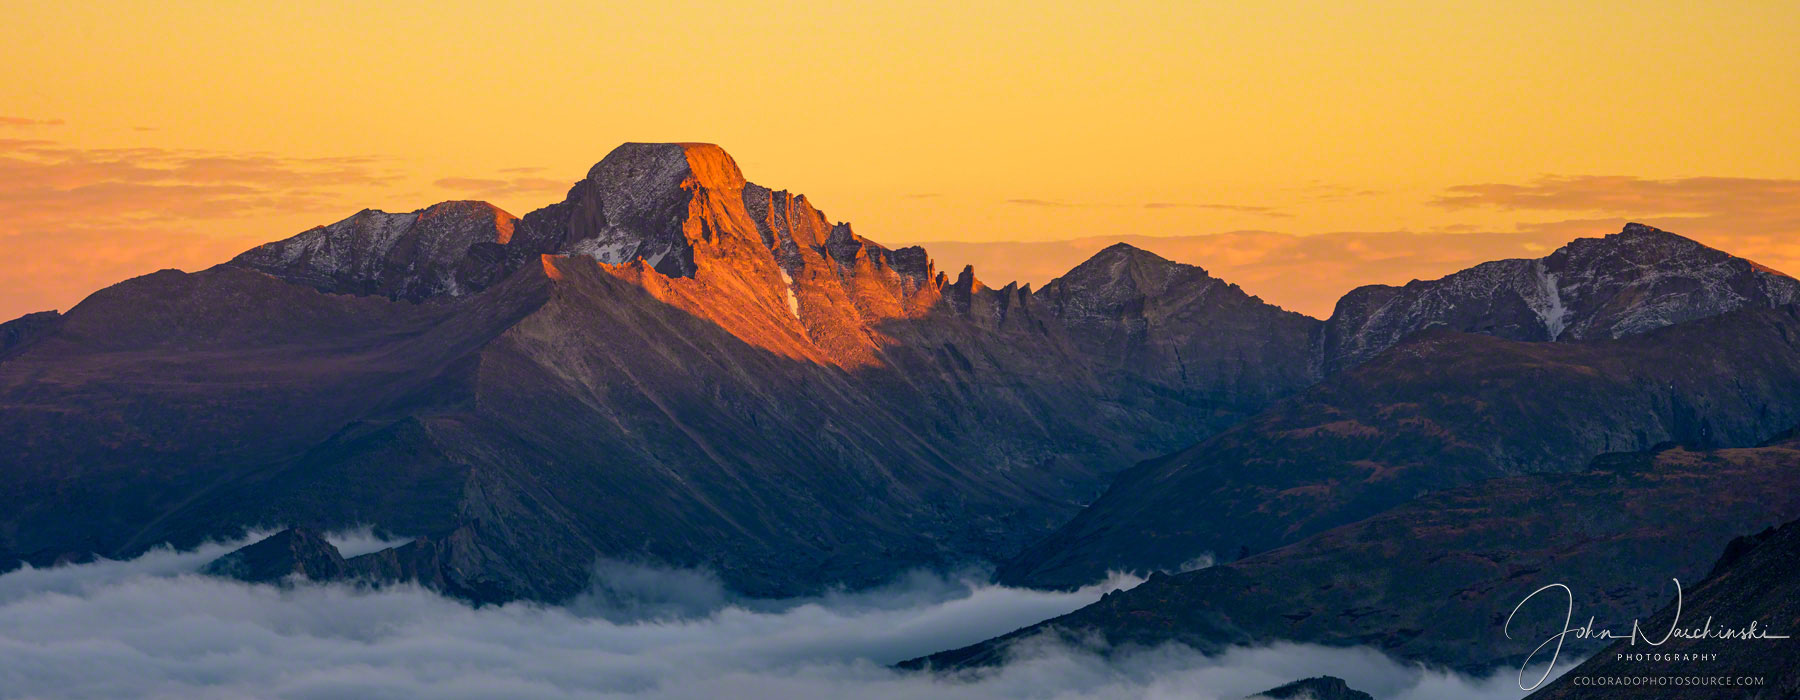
[999,302,1800,589]
[1321,222,1800,372]
[0,143,1315,600]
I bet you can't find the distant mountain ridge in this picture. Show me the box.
[1321,222,1800,372]
[1000,303,1800,589]
[231,200,519,302]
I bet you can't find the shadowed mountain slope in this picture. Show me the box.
[1001,304,1800,589]
[912,435,1800,675]
[1529,516,1800,699]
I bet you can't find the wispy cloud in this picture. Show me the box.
[1005,197,1080,208]
[1430,174,1800,280]
[1432,175,1800,215]
[433,174,569,198]
[0,136,403,318]
[1008,198,1286,216]
[1289,182,1384,201]
[0,116,65,127]
[1143,202,1290,217]
[0,140,397,229]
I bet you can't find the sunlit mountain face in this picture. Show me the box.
[6,4,1800,699]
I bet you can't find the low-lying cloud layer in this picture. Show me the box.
[0,537,1551,700]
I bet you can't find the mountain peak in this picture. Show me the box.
[521,143,753,278]
[1053,242,1209,296]
[230,201,517,301]
[587,142,746,200]
[1092,241,1174,265]
[1618,221,1676,238]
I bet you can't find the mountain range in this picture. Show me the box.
[0,144,1320,599]
[4,142,1798,680]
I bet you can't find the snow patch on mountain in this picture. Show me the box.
[779,268,801,320]
[1530,260,1568,339]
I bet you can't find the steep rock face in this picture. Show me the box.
[1038,243,1322,410]
[1321,223,1800,372]
[0,143,1303,601]
[231,200,519,301]
[1530,518,1800,699]
[914,436,1800,674]
[201,528,347,583]
[1001,304,1800,588]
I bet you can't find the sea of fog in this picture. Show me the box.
[0,532,1560,699]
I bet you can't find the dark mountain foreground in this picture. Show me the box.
[1529,518,1800,699]
[909,434,1800,675]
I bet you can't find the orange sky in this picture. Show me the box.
[3,1,1798,319]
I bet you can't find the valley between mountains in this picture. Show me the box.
[4,142,1798,687]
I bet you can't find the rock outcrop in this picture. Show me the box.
[201,528,348,584]
[1038,243,1323,410]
